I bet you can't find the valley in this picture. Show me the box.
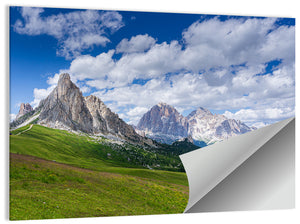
[9,73,254,219]
[9,124,189,220]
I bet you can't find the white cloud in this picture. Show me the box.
[123,107,150,124]
[181,17,278,69]
[47,73,60,85]
[68,50,115,81]
[14,7,124,59]
[31,16,295,126]
[251,122,268,129]
[127,106,149,117]
[30,85,56,108]
[223,107,295,127]
[116,34,156,53]
[10,113,17,122]
[79,85,91,94]
[64,40,183,88]
[65,17,294,91]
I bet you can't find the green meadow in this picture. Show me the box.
[9,125,189,220]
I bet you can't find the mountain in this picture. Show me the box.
[187,107,252,144]
[11,73,153,145]
[15,103,33,120]
[11,73,252,148]
[38,73,94,133]
[10,103,36,129]
[136,103,188,144]
[136,104,253,145]
[85,95,146,143]
[186,107,212,119]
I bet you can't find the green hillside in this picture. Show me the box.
[9,125,189,220]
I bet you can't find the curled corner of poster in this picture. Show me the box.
[180,117,295,213]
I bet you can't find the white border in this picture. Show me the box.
[1,0,299,223]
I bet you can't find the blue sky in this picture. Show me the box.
[10,6,295,127]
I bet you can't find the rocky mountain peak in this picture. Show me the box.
[32,74,152,145]
[186,108,252,143]
[137,104,253,145]
[56,73,79,96]
[58,73,71,82]
[16,103,33,119]
[137,103,188,138]
[197,107,213,115]
[57,73,72,91]
[187,107,213,120]
[38,73,94,133]
[85,95,104,108]
[84,95,109,134]
[85,95,152,144]
[154,102,176,116]
[157,102,168,107]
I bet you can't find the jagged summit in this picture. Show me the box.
[59,73,71,81]
[187,107,212,119]
[137,102,188,138]
[157,102,169,107]
[186,107,252,143]
[24,73,152,145]
[15,103,33,120]
[38,73,93,133]
[12,73,252,146]
[84,95,145,143]
[136,104,253,145]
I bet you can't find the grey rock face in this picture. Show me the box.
[36,73,152,145]
[187,107,212,120]
[216,119,252,137]
[16,103,33,120]
[38,73,94,133]
[84,95,109,134]
[187,108,252,142]
[85,95,146,143]
[137,104,253,144]
[137,102,188,137]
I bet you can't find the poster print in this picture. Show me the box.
[9,6,295,220]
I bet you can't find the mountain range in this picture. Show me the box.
[8,73,257,219]
[136,103,255,146]
[11,73,254,147]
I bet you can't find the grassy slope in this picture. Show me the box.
[9,125,189,220]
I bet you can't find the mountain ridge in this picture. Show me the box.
[11,73,253,147]
[136,103,253,145]
[12,73,153,146]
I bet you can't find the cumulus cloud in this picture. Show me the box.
[116,34,156,53]
[34,16,295,126]
[30,85,56,108]
[68,50,115,81]
[180,17,295,72]
[47,73,60,85]
[67,40,183,88]
[122,107,150,125]
[10,113,17,122]
[14,7,124,59]
[223,106,295,127]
